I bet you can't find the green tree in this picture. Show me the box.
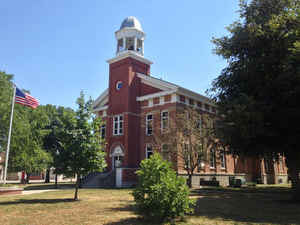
[8,104,52,183]
[0,71,14,151]
[209,0,300,199]
[60,92,106,200]
[0,71,52,183]
[153,108,217,188]
[133,153,195,222]
[42,104,76,186]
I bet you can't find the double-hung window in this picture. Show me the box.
[161,111,169,131]
[196,118,202,136]
[210,148,216,168]
[113,115,123,135]
[146,144,153,159]
[161,144,170,161]
[101,124,106,139]
[220,150,226,169]
[146,114,153,135]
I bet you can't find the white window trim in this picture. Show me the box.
[146,113,153,136]
[161,143,170,160]
[161,110,169,131]
[210,149,216,169]
[146,144,153,159]
[198,118,202,136]
[113,115,123,136]
[220,151,226,169]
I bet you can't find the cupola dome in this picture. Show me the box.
[120,16,143,31]
[115,16,145,56]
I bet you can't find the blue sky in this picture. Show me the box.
[0,1,240,109]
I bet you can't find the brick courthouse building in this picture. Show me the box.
[91,17,288,187]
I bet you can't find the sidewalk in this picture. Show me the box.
[0,179,74,184]
[22,189,58,195]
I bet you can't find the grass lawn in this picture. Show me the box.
[0,184,299,225]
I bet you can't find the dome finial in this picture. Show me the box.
[120,16,143,31]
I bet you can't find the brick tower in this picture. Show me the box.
[105,17,152,170]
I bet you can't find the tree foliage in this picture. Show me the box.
[153,107,217,188]
[0,71,52,182]
[209,0,300,199]
[59,91,106,200]
[42,104,76,184]
[133,153,195,222]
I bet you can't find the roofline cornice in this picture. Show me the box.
[107,51,153,65]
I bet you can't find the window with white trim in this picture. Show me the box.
[146,144,153,159]
[146,114,153,135]
[161,144,170,161]
[220,150,226,169]
[279,157,284,172]
[101,124,106,139]
[113,115,123,135]
[196,118,202,136]
[210,148,216,168]
[183,144,191,169]
[161,111,169,130]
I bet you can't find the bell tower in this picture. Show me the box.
[106,17,152,170]
[115,16,145,56]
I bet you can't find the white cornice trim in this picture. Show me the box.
[177,87,216,106]
[107,51,153,65]
[93,89,108,108]
[137,73,178,91]
[137,90,176,101]
[93,105,108,112]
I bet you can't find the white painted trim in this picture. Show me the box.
[177,87,216,106]
[93,105,108,112]
[137,73,216,108]
[113,114,124,136]
[116,168,122,188]
[161,110,169,131]
[149,99,153,107]
[145,143,153,159]
[137,90,176,101]
[107,51,153,65]
[145,113,153,136]
[137,73,178,91]
[93,89,109,108]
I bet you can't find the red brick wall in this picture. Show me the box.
[106,57,151,169]
[140,83,162,96]
[122,168,138,182]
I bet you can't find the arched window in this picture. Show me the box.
[210,148,216,168]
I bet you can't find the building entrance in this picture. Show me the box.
[111,145,124,169]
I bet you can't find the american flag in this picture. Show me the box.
[15,87,39,109]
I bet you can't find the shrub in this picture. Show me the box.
[132,153,195,222]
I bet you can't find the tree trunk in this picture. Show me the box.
[55,173,58,189]
[74,173,80,200]
[286,154,300,202]
[26,173,31,184]
[187,172,192,188]
[45,168,50,183]
[289,165,300,201]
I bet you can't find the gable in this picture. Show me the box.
[140,83,163,96]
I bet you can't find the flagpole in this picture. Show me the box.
[3,85,16,184]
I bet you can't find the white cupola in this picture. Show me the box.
[115,16,145,56]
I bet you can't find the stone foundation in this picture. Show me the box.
[179,173,289,187]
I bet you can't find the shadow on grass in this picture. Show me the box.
[0,198,76,205]
[192,188,300,225]
[191,185,292,196]
[104,216,165,225]
[24,184,74,190]
[104,217,145,225]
